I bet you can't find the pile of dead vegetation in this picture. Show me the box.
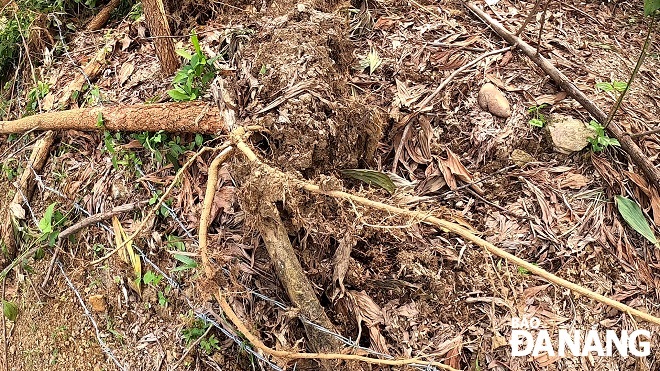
[0,0,660,370]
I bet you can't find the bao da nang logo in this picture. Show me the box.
[510,317,651,357]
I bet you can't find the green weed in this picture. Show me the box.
[527,103,548,128]
[168,31,218,101]
[588,120,620,152]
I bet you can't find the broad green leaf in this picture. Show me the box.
[612,81,627,92]
[173,254,198,267]
[39,203,56,234]
[176,49,193,60]
[2,300,18,321]
[615,196,658,245]
[595,82,613,92]
[167,89,190,101]
[191,32,202,57]
[341,169,396,194]
[529,118,544,127]
[644,0,660,16]
[171,254,198,271]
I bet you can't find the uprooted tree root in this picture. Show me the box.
[184,127,660,369]
[198,136,459,370]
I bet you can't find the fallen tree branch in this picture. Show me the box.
[0,102,227,134]
[1,131,56,268]
[464,1,660,189]
[86,0,122,31]
[142,0,179,75]
[231,127,660,327]
[57,40,113,107]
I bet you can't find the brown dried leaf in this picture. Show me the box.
[331,232,356,301]
[651,188,660,226]
[591,155,622,190]
[535,353,560,366]
[118,62,135,86]
[348,290,389,355]
[374,16,398,31]
[523,178,553,226]
[556,172,591,189]
[531,91,567,106]
[394,79,427,108]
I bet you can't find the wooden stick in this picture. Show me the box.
[464,1,660,189]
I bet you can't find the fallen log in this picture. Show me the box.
[1,131,56,268]
[464,1,660,189]
[0,102,227,134]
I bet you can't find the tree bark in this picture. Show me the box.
[0,103,226,134]
[85,0,122,31]
[142,0,179,75]
[465,2,660,189]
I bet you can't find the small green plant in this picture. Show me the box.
[132,131,201,168]
[587,120,620,152]
[527,103,548,127]
[38,203,66,247]
[25,81,50,114]
[103,131,142,170]
[127,2,143,21]
[142,270,163,286]
[0,160,19,181]
[172,253,198,272]
[182,320,220,354]
[148,190,172,217]
[166,234,186,251]
[85,85,102,106]
[168,32,218,101]
[595,81,627,93]
[158,288,170,307]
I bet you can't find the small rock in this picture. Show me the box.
[511,149,536,166]
[88,294,107,313]
[478,83,511,118]
[547,116,596,154]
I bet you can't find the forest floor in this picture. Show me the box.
[1,0,660,370]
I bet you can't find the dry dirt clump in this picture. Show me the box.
[241,4,383,174]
